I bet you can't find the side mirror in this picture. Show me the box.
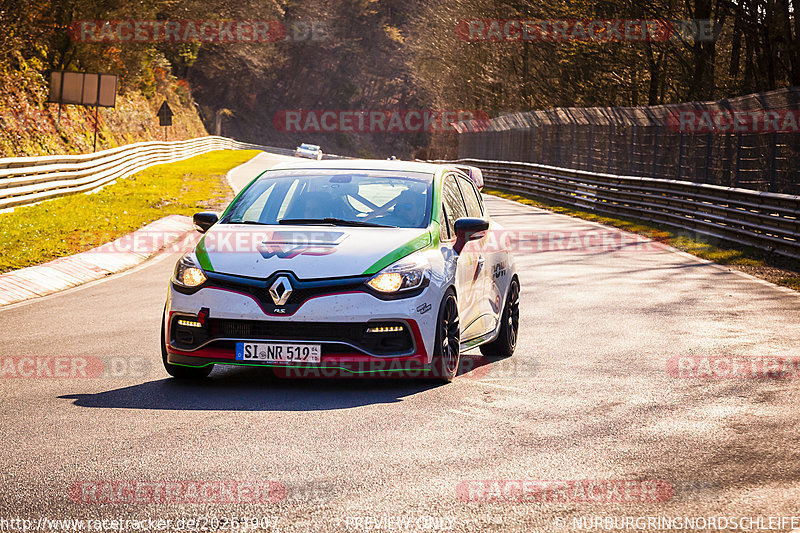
[193,212,219,233]
[454,217,489,254]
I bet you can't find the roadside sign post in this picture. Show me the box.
[158,102,174,141]
[47,71,117,152]
[57,73,65,126]
[93,105,99,153]
[93,78,102,153]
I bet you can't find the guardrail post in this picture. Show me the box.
[768,131,778,192]
[539,127,546,162]
[556,125,562,167]
[733,132,743,187]
[92,105,99,153]
[652,126,659,177]
[571,123,577,168]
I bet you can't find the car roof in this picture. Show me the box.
[267,158,446,175]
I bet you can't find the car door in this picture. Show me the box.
[455,175,497,339]
[441,173,484,340]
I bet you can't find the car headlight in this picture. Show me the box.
[173,254,207,288]
[366,253,430,293]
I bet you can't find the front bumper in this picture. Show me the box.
[165,282,440,374]
[166,350,432,378]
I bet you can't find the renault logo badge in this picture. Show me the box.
[269,276,293,306]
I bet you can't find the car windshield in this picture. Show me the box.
[220,169,434,229]
[300,144,318,150]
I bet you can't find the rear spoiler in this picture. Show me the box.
[455,166,484,191]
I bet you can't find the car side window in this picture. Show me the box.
[457,176,484,218]
[440,203,452,241]
[442,175,468,234]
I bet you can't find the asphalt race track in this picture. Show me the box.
[1,153,800,532]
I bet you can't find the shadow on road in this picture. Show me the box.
[59,366,445,411]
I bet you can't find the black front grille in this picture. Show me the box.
[249,286,337,307]
[212,319,364,343]
[203,272,369,312]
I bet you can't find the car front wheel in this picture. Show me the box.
[429,289,460,382]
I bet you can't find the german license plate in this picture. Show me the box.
[235,342,322,363]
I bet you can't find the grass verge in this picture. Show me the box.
[484,187,800,292]
[0,150,261,273]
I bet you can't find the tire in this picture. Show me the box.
[161,309,213,380]
[479,277,520,359]
[429,289,461,382]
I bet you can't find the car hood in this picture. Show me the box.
[196,224,432,279]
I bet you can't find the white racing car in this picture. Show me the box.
[295,143,323,160]
[162,159,519,381]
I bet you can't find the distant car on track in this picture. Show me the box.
[162,159,519,381]
[295,143,323,160]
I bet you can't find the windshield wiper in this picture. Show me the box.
[221,220,274,225]
[278,218,395,228]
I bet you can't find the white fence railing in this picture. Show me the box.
[438,158,800,260]
[0,137,298,210]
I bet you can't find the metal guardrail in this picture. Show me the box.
[0,136,253,210]
[439,158,800,260]
[0,137,351,210]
